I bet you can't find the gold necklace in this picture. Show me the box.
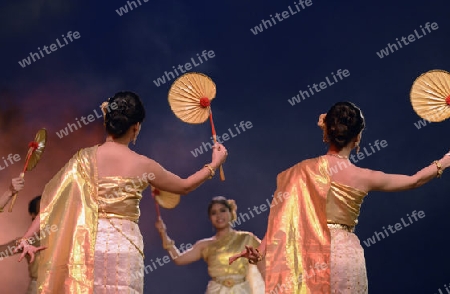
[326,153,349,159]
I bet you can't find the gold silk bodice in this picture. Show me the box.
[202,231,260,278]
[97,176,149,223]
[326,181,368,227]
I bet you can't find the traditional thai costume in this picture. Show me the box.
[264,156,368,294]
[202,230,265,293]
[38,145,147,293]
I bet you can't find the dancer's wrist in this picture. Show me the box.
[433,160,444,178]
[5,187,14,197]
[204,163,216,179]
[163,238,175,250]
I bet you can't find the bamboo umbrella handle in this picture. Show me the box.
[209,111,225,181]
[9,172,25,212]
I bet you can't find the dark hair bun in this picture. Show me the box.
[104,91,145,137]
[207,196,235,216]
[325,102,365,148]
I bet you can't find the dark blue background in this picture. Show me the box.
[0,0,449,293]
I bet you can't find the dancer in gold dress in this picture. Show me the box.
[231,102,450,294]
[156,196,265,293]
[14,91,228,294]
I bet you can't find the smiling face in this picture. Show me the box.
[209,203,232,230]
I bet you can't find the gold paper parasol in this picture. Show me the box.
[410,69,450,122]
[168,72,225,181]
[9,128,47,212]
[152,187,180,209]
[151,187,180,218]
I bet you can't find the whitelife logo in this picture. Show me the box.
[18,31,81,68]
[153,50,216,87]
[362,210,425,248]
[190,121,252,157]
[250,0,313,35]
[287,69,350,106]
[376,22,439,59]
[0,153,21,171]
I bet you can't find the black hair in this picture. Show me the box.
[28,195,41,215]
[325,101,365,149]
[104,91,146,138]
[207,196,232,216]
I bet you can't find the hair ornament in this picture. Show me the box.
[318,113,327,130]
[227,199,238,221]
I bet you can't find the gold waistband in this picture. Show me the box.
[212,276,245,288]
[327,223,355,233]
[98,212,139,223]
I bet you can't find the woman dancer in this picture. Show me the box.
[0,196,42,294]
[156,196,265,293]
[15,91,228,294]
[0,177,25,212]
[230,101,450,293]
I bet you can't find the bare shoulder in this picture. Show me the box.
[349,166,383,191]
[135,153,162,172]
[195,237,215,250]
[355,166,382,177]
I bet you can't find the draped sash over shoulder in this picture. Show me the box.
[264,156,370,293]
[264,157,331,294]
[38,146,99,294]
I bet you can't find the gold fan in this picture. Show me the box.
[168,72,225,181]
[9,128,47,212]
[410,69,450,122]
[151,187,180,217]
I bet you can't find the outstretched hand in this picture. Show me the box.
[14,241,46,263]
[229,245,262,265]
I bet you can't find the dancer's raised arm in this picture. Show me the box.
[155,217,208,265]
[364,153,450,192]
[145,143,227,195]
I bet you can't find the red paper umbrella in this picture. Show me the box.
[168,72,225,181]
[9,128,47,212]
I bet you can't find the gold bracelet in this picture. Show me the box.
[204,164,215,179]
[15,238,31,247]
[433,160,443,178]
[163,239,175,250]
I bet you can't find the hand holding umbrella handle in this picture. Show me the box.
[8,172,24,212]
[209,112,225,181]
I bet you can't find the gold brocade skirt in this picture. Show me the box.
[93,218,144,294]
[329,226,368,294]
[206,275,251,294]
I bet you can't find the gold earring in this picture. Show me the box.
[355,142,360,153]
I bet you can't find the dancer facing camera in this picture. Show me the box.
[156,196,265,293]
[231,101,450,294]
[14,91,228,294]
